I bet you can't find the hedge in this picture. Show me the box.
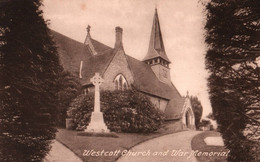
[67,90,165,133]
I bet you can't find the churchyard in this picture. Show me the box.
[53,74,227,162]
[57,72,184,161]
[56,122,183,162]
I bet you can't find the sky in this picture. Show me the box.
[42,0,212,118]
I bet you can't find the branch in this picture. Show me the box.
[239,110,260,124]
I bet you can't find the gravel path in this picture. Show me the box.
[117,131,201,162]
[44,140,82,162]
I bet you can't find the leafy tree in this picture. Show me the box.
[198,119,211,127]
[206,112,215,120]
[56,71,81,127]
[0,0,62,161]
[190,96,203,129]
[204,0,260,161]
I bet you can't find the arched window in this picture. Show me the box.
[114,74,128,91]
[115,80,118,90]
[119,75,123,90]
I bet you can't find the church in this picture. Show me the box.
[51,9,195,129]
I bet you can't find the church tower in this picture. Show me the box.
[143,9,171,85]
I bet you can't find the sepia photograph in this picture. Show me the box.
[0,0,259,161]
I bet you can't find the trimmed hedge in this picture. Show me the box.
[67,90,165,133]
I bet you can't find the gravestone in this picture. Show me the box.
[85,73,110,133]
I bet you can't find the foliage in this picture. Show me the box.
[55,71,81,127]
[190,96,203,129]
[206,112,215,120]
[67,90,165,133]
[198,119,212,129]
[0,0,62,161]
[67,94,94,130]
[204,0,260,161]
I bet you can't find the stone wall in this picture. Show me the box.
[148,95,168,112]
[102,49,134,91]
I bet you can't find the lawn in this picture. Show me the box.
[56,121,183,162]
[191,131,229,162]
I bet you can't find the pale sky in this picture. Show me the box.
[42,0,212,118]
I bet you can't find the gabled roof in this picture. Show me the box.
[50,30,114,85]
[81,48,116,85]
[143,9,171,63]
[50,30,92,76]
[51,30,184,120]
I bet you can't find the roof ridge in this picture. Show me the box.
[50,29,85,46]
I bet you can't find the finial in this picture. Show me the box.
[87,25,91,33]
[155,0,157,10]
[186,91,189,97]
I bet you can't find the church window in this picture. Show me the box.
[123,83,127,90]
[119,75,123,90]
[114,74,128,91]
[83,88,88,95]
[115,80,118,90]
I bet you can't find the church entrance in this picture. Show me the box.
[184,108,194,129]
[185,111,191,129]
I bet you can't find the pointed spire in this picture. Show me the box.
[143,8,170,63]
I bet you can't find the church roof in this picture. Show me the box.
[51,30,114,86]
[143,9,171,63]
[126,55,184,119]
[51,30,184,120]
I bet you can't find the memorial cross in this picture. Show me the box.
[90,73,104,112]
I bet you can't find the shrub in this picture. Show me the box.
[55,71,81,127]
[67,90,165,133]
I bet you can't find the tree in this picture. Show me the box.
[0,0,62,161]
[56,71,81,127]
[190,96,203,129]
[198,119,212,130]
[204,0,260,161]
[206,112,215,120]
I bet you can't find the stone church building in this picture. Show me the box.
[51,9,195,129]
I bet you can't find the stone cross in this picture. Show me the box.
[85,73,109,133]
[87,25,91,33]
[90,73,104,112]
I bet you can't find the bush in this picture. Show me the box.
[67,90,165,133]
[55,71,81,127]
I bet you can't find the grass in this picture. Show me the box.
[191,131,229,162]
[56,120,183,162]
[77,131,119,138]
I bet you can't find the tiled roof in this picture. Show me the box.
[51,30,184,119]
[126,55,184,119]
[50,30,114,85]
[50,30,91,77]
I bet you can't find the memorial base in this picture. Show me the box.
[85,111,110,133]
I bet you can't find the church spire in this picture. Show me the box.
[143,8,170,63]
